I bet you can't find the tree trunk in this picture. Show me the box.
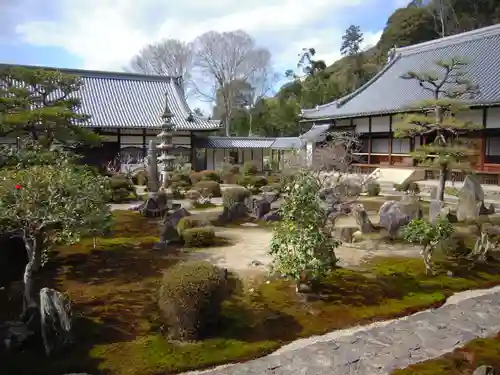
[248,110,253,136]
[22,231,44,312]
[437,165,447,202]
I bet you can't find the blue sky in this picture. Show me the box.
[0,0,409,111]
[1,0,409,71]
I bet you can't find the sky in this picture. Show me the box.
[0,0,410,110]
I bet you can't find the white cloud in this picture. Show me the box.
[15,0,379,72]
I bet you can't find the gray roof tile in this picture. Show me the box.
[0,64,221,130]
[302,24,500,120]
[299,124,330,141]
[194,136,303,149]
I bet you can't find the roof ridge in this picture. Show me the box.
[0,63,178,82]
[396,24,500,56]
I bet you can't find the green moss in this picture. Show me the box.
[191,202,218,210]
[90,335,278,375]
[392,333,500,375]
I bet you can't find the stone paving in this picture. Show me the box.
[185,287,500,375]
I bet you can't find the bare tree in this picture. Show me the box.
[191,30,273,136]
[426,0,460,37]
[127,39,193,89]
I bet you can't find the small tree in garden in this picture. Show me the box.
[0,160,111,311]
[394,57,481,202]
[270,171,340,292]
[0,67,102,149]
[401,217,454,275]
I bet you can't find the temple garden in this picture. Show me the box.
[3,135,500,375]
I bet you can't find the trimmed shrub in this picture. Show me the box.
[132,170,148,186]
[242,162,258,175]
[237,175,268,190]
[366,182,381,196]
[222,187,251,208]
[183,227,216,247]
[395,181,420,194]
[177,216,206,234]
[170,172,191,185]
[190,170,221,184]
[221,172,239,184]
[158,260,227,340]
[170,181,190,199]
[109,175,136,203]
[193,180,221,197]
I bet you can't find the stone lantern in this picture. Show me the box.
[157,93,177,190]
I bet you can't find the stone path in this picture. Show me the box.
[183,285,500,375]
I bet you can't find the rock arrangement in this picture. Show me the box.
[1,287,73,357]
[457,175,495,222]
[186,289,500,375]
[379,198,422,238]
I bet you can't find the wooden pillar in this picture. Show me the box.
[480,107,488,171]
[388,115,393,165]
[368,117,372,164]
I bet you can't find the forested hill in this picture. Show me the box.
[231,0,500,137]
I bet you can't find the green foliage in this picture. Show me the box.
[241,161,258,175]
[270,171,339,285]
[158,261,228,341]
[0,67,102,149]
[170,172,191,185]
[176,216,206,234]
[109,175,136,203]
[170,181,190,199]
[237,175,268,191]
[132,170,147,186]
[366,182,381,196]
[193,180,221,197]
[190,170,221,184]
[182,227,216,247]
[394,181,420,194]
[0,158,112,265]
[402,218,454,248]
[222,187,251,208]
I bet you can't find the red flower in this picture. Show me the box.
[15,184,21,189]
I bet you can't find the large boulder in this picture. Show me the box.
[250,197,271,219]
[40,287,73,356]
[457,175,495,221]
[155,208,191,249]
[379,200,422,238]
[350,204,374,233]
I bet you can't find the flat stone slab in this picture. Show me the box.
[184,286,500,375]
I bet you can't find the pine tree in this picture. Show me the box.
[394,57,481,201]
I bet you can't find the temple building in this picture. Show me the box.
[300,24,500,184]
[0,65,300,171]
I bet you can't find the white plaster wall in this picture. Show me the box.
[371,116,390,132]
[252,148,263,170]
[214,149,225,170]
[101,135,119,142]
[486,107,500,128]
[336,119,351,127]
[306,141,315,166]
[121,135,143,144]
[355,118,370,133]
[206,149,214,170]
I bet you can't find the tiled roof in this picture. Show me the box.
[194,136,302,149]
[299,124,331,141]
[270,137,303,149]
[0,64,221,130]
[301,24,500,120]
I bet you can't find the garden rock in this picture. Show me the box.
[0,321,33,353]
[473,366,496,375]
[351,204,374,233]
[334,227,357,243]
[379,200,422,238]
[40,287,73,356]
[263,209,280,221]
[252,198,271,219]
[156,208,190,249]
[429,200,444,224]
[457,175,495,221]
[218,202,248,223]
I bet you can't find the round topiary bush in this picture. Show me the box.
[366,182,381,196]
[132,170,148,186]
[109,175,136,203]
[170,172,191,186]
[222,187,251,208]
[177,216,206,234]
[193,180,221,197]
[190,170,221,184]
[242,162,258,175]
[182,227,216,247]
[237,175,267,190]
[170,180,190,199]
[158,260,228,341]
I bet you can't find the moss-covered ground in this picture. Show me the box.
[4,210,500,375]
[392,333,500,375]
